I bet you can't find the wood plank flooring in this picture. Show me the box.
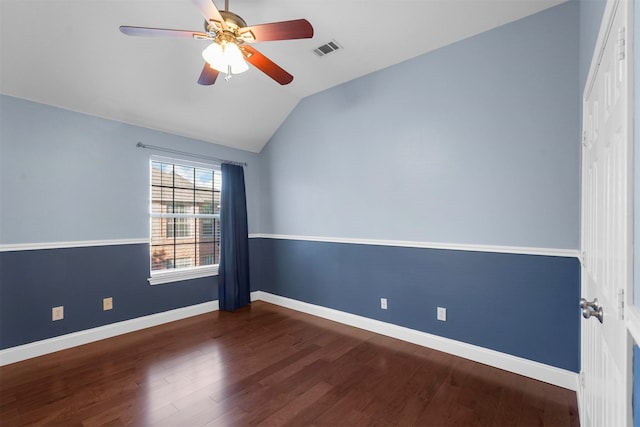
[0,301,579,426]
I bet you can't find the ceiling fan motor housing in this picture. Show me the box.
[205,10,247,35]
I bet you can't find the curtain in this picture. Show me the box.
[218,163,251,311]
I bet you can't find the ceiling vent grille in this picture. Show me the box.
[313,40,342,57]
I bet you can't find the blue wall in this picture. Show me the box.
[633,0,639,419]
[252,1,582,371]
[252,238,580,371]
[0,95,263,245]
[258,1,580,250]
[636,345,640,427]
[633,0,640,310]
[0,245,217,348]
[0,95,260,349]
[578,0,607,91]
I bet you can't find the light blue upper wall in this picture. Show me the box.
[579,0,607,91]
[0,95,261,245]
[258,1,580,250]
[635,0,640,307]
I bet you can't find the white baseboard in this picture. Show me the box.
[252,291,578,391]
[1,292,579,392]
[0,300,219,366]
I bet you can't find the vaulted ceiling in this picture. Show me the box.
[0,0,565,153]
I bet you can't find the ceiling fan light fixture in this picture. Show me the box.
[120,0,313,86]
[224,42,249,74]
[202,42,226,71]
[202,41,248,75]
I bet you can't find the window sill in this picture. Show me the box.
[148,265,219,285]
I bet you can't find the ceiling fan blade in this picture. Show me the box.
[119,26,208,39]
[239,19,313,42]
[191,0,226,31]
[198,64,219,85]
[242,45,293,85]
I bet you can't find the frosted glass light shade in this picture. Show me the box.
[202,41,248,74]
[202,43,226,72]
[223,42,249,74]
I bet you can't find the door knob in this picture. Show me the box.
[580,298,603,323]
[580,298,600,311]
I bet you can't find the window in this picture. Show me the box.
[199,203,214,237]
[166,203,192,238]
[149,159,221,284]
[200,254,215,265]
[166,258,194,269]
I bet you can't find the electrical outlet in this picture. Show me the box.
[103,297,113,311]
[52,306,64,321]
[437,307,447,321]
[380,298,388,310]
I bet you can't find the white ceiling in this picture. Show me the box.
[0,0,565,153]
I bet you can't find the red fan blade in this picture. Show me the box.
[191,0,226,30]
[198,64,219,85]
[239,19,313,42]
[242,45,293,85]
[119,26,208,39]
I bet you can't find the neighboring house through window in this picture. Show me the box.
[166,203,192,238]
[149,158,221,285]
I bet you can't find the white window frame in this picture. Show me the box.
[148,156,221,285]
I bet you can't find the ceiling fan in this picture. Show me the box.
[119,0,313,85]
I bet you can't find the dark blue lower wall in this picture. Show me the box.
[2,239,580,373]
[635,345,640,427]
[249,238,580,372]
[0,244,217,349]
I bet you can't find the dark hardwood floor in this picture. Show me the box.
[0,301,579,426]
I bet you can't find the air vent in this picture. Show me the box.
[313,40,342,57]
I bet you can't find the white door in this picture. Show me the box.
[580,0,632,426]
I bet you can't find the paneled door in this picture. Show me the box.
[580,0,632,426]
